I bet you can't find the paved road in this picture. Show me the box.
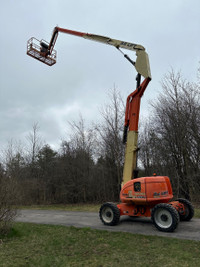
[16,209,200,241]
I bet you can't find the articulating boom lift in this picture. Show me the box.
[27,27,194,232]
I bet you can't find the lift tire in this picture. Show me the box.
[99,202,120,226]
[176,198,194,221]
[151,203,180,232]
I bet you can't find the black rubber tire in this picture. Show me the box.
[99,202,120,226]
[151,203,180,232]
[176,198,194,221]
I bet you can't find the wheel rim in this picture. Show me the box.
[154,208,173,229]
[101,207,114,223]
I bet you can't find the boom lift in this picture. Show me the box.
[27,27,194,232]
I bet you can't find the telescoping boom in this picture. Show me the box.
[27,26,151,79]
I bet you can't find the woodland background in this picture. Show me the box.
[1,70,200,208]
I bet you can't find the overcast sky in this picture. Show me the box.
[0,0,199,151]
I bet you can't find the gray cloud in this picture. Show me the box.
[1,0,199,150]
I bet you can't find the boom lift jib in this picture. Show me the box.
[27,26,151,79]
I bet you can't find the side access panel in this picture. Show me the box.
[145,176,173,204]
[120,178,147,204]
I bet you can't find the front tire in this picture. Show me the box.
[176,198,194,221]
[99,202,120,226]
[151,203,179,232]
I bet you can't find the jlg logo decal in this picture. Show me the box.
[120,41,138,49]
[153,191,168,198]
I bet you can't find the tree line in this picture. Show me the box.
[1,70,199,207]
[139,70,200,201]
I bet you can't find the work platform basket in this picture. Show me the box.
[27,37,57,66]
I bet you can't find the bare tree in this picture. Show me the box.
[58,115,96,203]
[24,123,44,204]
[0,141,20,234]
[68,114,95,157]
[140,70,200,200]
[96,87,125,199]
[0,174,18,234]
[36,144,58,203]
[26,122,44,165]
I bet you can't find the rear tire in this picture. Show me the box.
[99,202,120,226]
[176,198,194,221]
[151,203,179,232]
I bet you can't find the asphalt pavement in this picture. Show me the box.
[16,209,200,241]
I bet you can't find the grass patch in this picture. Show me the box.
[0,223,199,267]
[194,204,200,218]
[19,203,100,212]
[195,208,200,218]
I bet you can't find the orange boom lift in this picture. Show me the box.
[27,27,194,232]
